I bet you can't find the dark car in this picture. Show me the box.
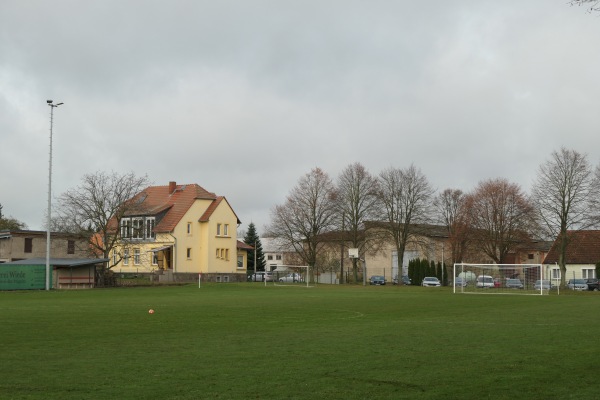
[505,278,524,289]
[369,275,386,285]
[585,278,599,291]
[393,276,411,285]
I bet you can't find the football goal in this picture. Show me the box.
[267,266,311,288]
[453,263,548,295]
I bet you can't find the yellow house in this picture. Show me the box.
[112,181,247,282]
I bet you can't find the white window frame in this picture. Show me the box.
[133,248,140,265]
[145,217,155,240]
[551,268,561,279]
[123,248,130,266]
[582,268,595,279]
[120,218,131,238]
[132,218,144,240]
[224,224,229,236]
[152,252,158,266]
[217,223,222,236]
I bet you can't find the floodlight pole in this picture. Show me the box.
[46,100,63,291]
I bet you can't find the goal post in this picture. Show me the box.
[453,263,548,295]
[267,266,311,288]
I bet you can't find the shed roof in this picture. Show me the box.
[2,258,109,268]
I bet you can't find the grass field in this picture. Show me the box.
[0,284,598,399]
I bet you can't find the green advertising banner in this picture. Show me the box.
[0,265,51,290]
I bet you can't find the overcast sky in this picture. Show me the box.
[1,1,599,235]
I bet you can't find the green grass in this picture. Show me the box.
[0,284,598,399]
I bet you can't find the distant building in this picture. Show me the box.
[0,229,91,263]
[543,230,600,280]
[261,237,302,271]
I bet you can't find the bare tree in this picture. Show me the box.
[433,188,469,264]
[55,171,150,273]
[266,168,338,282]
[531,148,600,285]
[337,163,381,282]
[377,165,434,279]
[466,178,536,264]
[570,0,600,12]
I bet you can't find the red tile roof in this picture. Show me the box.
[543,230,600,264]
[128,183,217,233]
[198,196,241,225]
[237,240,254,250]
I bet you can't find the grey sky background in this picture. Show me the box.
[1,1,599,235]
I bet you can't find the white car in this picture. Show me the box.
[278,273,304,283]
[422,277,441,287]
[476,275,495,288]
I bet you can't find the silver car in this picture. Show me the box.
[534,280,551,290]
[567,279,588,291]
[422,277,441,287]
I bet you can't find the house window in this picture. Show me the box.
[123,249,130,265]
[132,218,144,240]
[217,224,222,236]
[267,255,273,260]
[225,249,229,261]
[120,218,131,238]
[145,217,155,239]
[220,249,224,259]
[187,222,192,235]
[276,255,282,260]
[582,269,595,279]
[528,253,534,260]
[551,268,560,279]
[223,224,229,236]
[152,252,158,266]
[216,249,220,258]
[237,255,243,269]
[67,240,75,255]
[24,238,33,253]
[113,250,118,266]
[133,248,140,265]
[187,248,192,259]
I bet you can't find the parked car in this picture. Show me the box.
[393,276,411,285]
[248,272,265,282]
[422,277,441,287]
[278,273,303,283]
[505,278,524,289]
[369,275,386,285]
[585,278,599,291]
[476,275,495,289]
[454,277,468,287]
[567,279,588,291]
[534,280,551,290]
[264,272,274,282]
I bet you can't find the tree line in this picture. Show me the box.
[266,148,600,286]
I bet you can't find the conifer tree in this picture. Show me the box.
[244,222,266,272]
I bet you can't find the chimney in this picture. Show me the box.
[169,181,177,193]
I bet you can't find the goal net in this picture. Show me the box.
[453,263,547,295]
[267,266,311,288]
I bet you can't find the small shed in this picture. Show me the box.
[2,258,108,289]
